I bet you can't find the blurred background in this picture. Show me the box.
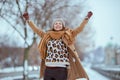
[0,0,120,80]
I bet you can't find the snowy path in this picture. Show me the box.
[0,66,111,80]
[84,67,110,80]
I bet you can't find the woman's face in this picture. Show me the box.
[53,20,63,31]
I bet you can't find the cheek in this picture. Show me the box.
[60,26,63,29]
[53,25,57,29]
[60,25,63,29]
[53,26,58,30]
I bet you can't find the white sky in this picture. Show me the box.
[0,0,120,47]
[88,0,120,47]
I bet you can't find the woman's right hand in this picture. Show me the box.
[23,12,29,20]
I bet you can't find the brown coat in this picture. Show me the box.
[28,18,89,80]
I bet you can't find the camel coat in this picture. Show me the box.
[27,18,89,80]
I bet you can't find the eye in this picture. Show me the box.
[55,23,57,25]
[58,22,62,25]
[59,23,61,25]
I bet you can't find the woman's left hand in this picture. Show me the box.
[85,11,93,20]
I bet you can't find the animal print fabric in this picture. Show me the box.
[45,39,70,67]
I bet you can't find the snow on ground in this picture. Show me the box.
[84,66,110,80]
[0,66,111,80]
[0,66,39,73]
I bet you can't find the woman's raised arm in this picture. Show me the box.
[72,11,93,37]
[23,12,45,38]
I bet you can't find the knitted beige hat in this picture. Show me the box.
[52,18,65,27]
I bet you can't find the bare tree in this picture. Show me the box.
[0,0,94,79]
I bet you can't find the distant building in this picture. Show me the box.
[116,47,120,65]
[0,43,40,68]
[0,46,24,68]
[105,43,116,65]
[84,47,105,64]
[93,47,105,64]
[104,43,120,65]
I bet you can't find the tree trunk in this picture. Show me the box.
[23,36,36,80]
[23,47,30,80]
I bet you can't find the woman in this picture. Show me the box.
[23,11,93,80]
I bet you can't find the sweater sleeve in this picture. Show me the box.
[72,19,89,37]
[27,20,45,38]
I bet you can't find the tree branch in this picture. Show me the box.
[0,15,29,46]
[0,0,6,15]
[15,0,26,25]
